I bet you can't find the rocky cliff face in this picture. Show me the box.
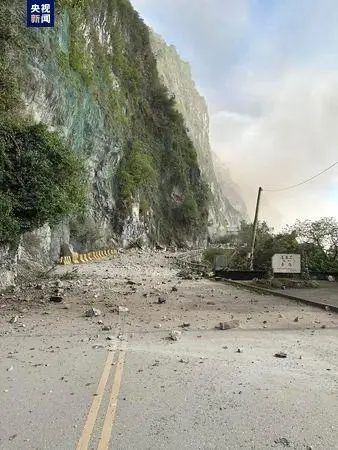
[0,0,246,289]
[1,0,213,287]
[150,32,248,235]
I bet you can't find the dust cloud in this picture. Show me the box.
[210,69,338,231]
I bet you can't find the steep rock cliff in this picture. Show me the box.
[0,0,213,287]
[150,32,248,235]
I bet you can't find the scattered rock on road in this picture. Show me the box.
[169,330,181,341]
[178,358,189,363]
[118,306,129,313]
[85,307,101,317]
[158,297,166,304]
[219,320,239,330]
[274,437,290,447]
[274,352,287,358]
[50,295,63,303]
[9,315,19,324]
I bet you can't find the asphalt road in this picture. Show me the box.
[1,326,337,450]
[1,251,337,450]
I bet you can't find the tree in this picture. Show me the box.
[288,217,338,272]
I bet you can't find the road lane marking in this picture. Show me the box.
[97,346,126,450]
[76,351,115,450]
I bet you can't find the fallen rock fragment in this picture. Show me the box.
[294,316,299,322]
[274,437,290,447]
[158,297,166,304]
[171,286,178,292]
[169,330,181,341]
[178,358,189,363]
[102,325,112,331]
[274,352,287,358]
[9,315,19,324]
[181,322,190,328]
[219,320,239,330]
[85,307,101,317]
[118,306,129,314]
[50,295,63,303]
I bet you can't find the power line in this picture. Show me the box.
[263,161,338,192]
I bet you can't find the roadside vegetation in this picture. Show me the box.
[205,217,338,274]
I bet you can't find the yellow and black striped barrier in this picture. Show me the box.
[58,248,117,265]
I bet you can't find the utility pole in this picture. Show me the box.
[249,186,263,270]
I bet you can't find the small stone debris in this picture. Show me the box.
[321,325,326,329]
[177,269,193,280]
[327,275,335,282]
[236,348,243,353]
[169,330,181,341]
[274,437,290,447]
[278,313,285,319]
[35,283,45,290]
[7,365,14,372]
[102,325,112,331]
[9,315,19,324]
[178,358,189,363]
[294,316,299,322]
[50,295,63,303]
[92,344,105,349]
[85,307,101,317]
[98,320,104,325]
[126,280,137,285]
[118,306,129,313]
[207,301,215,305]
[171,286,178,292]
[118,334,127,341]
[274,352,287,358]
[158,297,166,304]
[106,336,115,341]
[181,322,190,328]
[154,324,162,329]
[219,320,239,330]
[55,280,64,288]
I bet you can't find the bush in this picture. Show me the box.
[0,120,87,244]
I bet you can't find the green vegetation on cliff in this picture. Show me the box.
[0,121,87,244]
[0,0,210,246]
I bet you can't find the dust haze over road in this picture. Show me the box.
[131,0,338,230]
[0,249,337,449]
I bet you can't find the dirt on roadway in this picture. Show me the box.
[0,249,337,450]
[0,248,337,337]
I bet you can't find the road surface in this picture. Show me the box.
[0,249,337,449]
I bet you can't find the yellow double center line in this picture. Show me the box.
[76,345,126,450]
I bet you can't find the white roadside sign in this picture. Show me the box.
[272,253,301,274]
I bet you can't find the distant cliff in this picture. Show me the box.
[150,32,248,235]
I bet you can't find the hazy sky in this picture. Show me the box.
[131,0,338,229]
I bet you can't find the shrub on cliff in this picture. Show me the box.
[0,120,87,244]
